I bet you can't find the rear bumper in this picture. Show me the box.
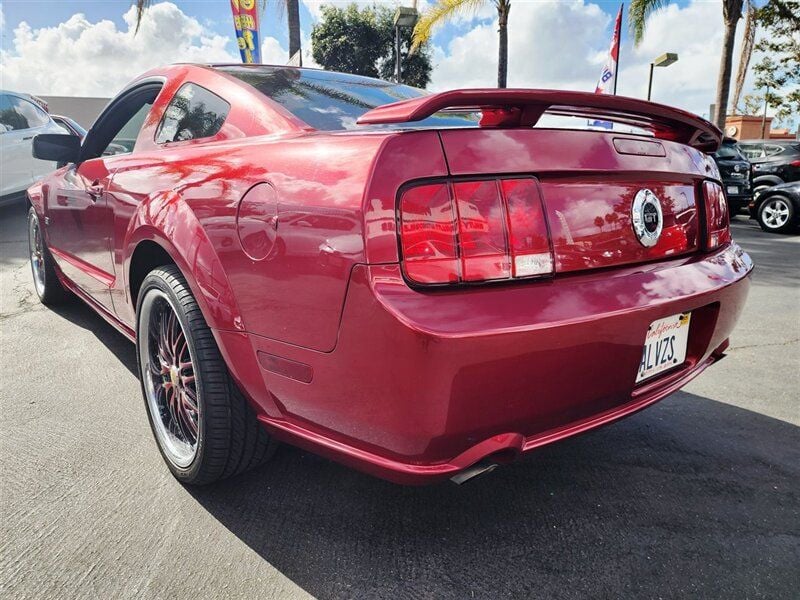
[227,243,753,484]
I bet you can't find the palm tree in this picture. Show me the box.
[132,1,302,64]
[412,0,512,88]
[285,0,302,64]
[731,2,757,114]
[629,0,744,129]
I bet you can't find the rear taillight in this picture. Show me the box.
[399,178,552,285]
[702,181,730,250]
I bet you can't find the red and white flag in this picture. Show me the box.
[595,4,623,95]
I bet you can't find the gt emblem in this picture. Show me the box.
[631,189,663,247]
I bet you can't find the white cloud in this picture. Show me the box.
[427,0,760,121]
[261,35,291,64]
[430,1,608,91]
[617,1,726,115]
[0,2,286,97]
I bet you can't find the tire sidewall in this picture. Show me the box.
[135,271,210,482]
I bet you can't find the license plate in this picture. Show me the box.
[727,185,738,194]
[636,312,691,383]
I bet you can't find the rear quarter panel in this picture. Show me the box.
[116,131,392,351]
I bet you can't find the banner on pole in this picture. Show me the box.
[595,4,623,95]
[230,0,261,64]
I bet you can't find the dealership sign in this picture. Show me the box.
[230,0,261,63]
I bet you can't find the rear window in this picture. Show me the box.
[738,143,764,159]
[156,83,230,143]
[714,143,746,160]
[216,65,478,131]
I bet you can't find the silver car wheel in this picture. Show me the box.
[761,198,791,230]
[138,289,199,468]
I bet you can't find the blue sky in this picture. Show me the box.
[1,0,693,66]
[1,0,770,124]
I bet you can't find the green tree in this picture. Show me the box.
[412,0,512,88]
[749,0,800,128]
[629,0,744,129]
[311,4,433,88]
[132,1,302,64]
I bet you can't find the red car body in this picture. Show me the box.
[28,64,752,484]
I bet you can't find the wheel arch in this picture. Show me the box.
[753,174,784,188]
[758,191,799,210]
[128,240,177,309]
[124,191,245,333]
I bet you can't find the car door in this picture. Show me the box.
[0,94,37,197]
[46,86,160,313]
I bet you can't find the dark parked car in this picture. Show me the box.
[712,137,752,214]
[748,181,800,234]
[51,114,127,155]
[51,114,87,138]
[738,140,800,195]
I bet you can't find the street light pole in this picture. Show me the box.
[646,52,678,102]
[395,26,402,83]
[393,7,419,85]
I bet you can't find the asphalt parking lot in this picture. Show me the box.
[1,201,798,599]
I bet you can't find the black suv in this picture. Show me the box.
[738,140,800,196]
[711,137,753,214]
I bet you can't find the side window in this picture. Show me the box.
[104,102,154,155]
[0,95,17,132]
[764,144,785,157]
[155,83,230,144]
[80,84,162,161]
[0,95,49,131]
[739,144,764,159]
[9,97,50,130]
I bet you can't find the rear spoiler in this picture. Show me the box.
[356,89,722,152]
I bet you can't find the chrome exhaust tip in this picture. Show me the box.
[450,460,498,485]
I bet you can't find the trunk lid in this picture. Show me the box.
[359,88,721,275]
[438,128,706,273]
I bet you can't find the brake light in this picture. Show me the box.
[399,183,460,284]
[702,181,730,250]
[399,178,553,285]
[790,159,800,167]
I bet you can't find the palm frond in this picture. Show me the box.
[133,0,152,34]
[262,0,285,21]
[628,0,672,46]
[411,0,490,53]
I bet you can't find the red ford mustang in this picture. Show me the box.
[27,64,752,485]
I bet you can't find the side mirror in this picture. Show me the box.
[32,134,81,164]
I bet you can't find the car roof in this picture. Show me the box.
[739,139,798,146]
[0,90,35,99]
[207,63,412,89]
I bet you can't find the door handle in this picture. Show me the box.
[87,184,104,201]
[22,136,34,140]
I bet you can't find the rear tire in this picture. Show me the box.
[27,207,70,305]
[757,195,795,234]
[136,265,276,485]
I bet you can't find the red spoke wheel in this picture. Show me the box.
[136,266,276,485]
